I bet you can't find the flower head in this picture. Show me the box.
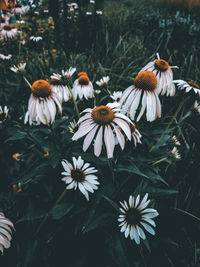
[69,119,78,134]
[13,3,26,15]
[50,76,71,103]
[1,25,18,39]
[24,79,62,125]
[194,101,200,114]
[174,80,200,97]
[72,73,94,100]
[120,71,161,122]
[0,53,12,60]
[61,67,76,78]
[96,76,110,87]
[10,63,26,73]
[72,102,132,158]
[61,156,99,200]
[0,212,15,255]
[139,53,178,96]
[30,36,43,42]
[0,106,8,124]
[118,194,158,244]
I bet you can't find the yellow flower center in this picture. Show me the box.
[31,80,51,98]
[187,81,200,90]
[78,75,90,86]
[134,71,157,91]
[92,106,114,125]
[154,59,169,72]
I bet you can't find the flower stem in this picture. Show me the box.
[68,86,80,118]
[23,76,32,89]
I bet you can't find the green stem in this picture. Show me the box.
[23,76,32,89]
[149,96,190,152]
[68,86,80,118]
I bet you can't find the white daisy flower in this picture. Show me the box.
[172,135,180,146]
[173,80,200,98]
[194,101,200,114]
[96,76,110,87]
[61,156,99,200]
[69,119,78,134]
[1,25,18,39]
[118,194,159,244]
[13,3,26,15]
[30,36,43,42]
[61,67,76,78]
[171,147,181,159]
[24,79,62,125]
[50,76,71,103]
[119,71,161,122]
[131,123,142,146]
[0,106,9,124]
[110,91,123,102]
[10,63,26,73]
[96,10,103,15]
[72,102,132,158]
[0,212,15,255]
[140,53,178,96]
[0,53,12,60]
[72,73,94,100]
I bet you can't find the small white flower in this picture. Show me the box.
[86,11,92,15]
[118,194,159,244]
[72,73,94,100]
[173,80,200,98]
[110,91,122,102]
[96,10,102,15]
[0,53,12,60]
[0,106,9,124]
[61,156,99,200]
[43,9,49,13]
[96,76,110,87]
[172,135,180,146]
[30,36,43,42]
[10,63,26,73]
[69,119,78,134]
[171,147,181,159]
[0,212,15,255]
[90,0,95,3]
[194,101,200,114]
[16,20,25,24]
[72,102,132,158]
[61,67,76,78]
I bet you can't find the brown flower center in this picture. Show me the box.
[78,72,88,77]
[71,168,85,182]
[125,208,142,225]
[154,59,169,72]
[92,106,114,125]
[3,25,12,31]
[15,4,22,8]
[134,71,157,91]
[50,78,62,86]
[187,81,200,90]
[31,80,51,98]
[78,75,90,86]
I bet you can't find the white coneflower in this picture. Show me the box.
[0,53,12,60]
[0,212,15,255]
[72,73,94,100]
[13,3,26,15]
[140,53,178,96]
[172,135,180,146]
[171,147,181,159]
[86,12,92,15]
[1,25,18,39]
[194,101,200,114]
[30,36,43,42]
[90,0,95,3]
[173,80,200,98]
[118,194,158,244]
[50,77,71,103]
[10,63,26,73]
[61,156,99,200]
[0,106,9,124]
[72,102,132,158]
[96,76,110,87]
[61,67,76,78]
[16,20,25,24]
[96,10,103,15]
[24,79,62,125]
[69,119,78,134]
[120,71,161,122]
[130,123,142,146]
[110,91,122,102]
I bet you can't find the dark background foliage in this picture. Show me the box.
[0,0,200,266]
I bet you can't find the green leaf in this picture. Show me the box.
[116,163,149,179]
[50,203,74,220]
[5,131,27,142]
